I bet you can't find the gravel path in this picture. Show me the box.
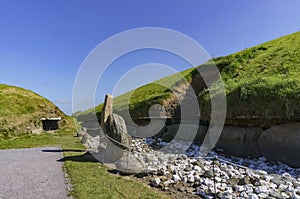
[0,147,68,199]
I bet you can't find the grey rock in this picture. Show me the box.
[271,176,286,186]
[100,94,114,132]
[145,167,157,173]
[292,193,300,199]
[194,159,204,168]
[187,175,195,183]
[248,193,259,199]
[144,154,154,163]
[77,128,86,137]
[235,185,244,192]
[227,177,240,187]
[281,192,290,198]
[81,132,91,144]
[255,186,269,194]
[115,154,145,174]
[86,135,99,149]
[257,192,269,198]
[186,187,195,193]
[93,143,124,164]
[278,184,289,191]
[167,164,175,173]
[105,113,132,149]
[241,191,248,198]
[173,174,181,181]
[152,177,161,187]
[203,170,214,178]
[269,189,283,198]
[184,166,193,172]
[31,128,43,135]
[238,176,251,185]
[244,184,254,193]
[163,179,174,186]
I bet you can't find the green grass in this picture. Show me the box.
[77,67,195,121]
[200,31,300,120]
[0,133,168,199]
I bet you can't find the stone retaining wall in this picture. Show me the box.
[215,123,300,167]
[132,121,300,167]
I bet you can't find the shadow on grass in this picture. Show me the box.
[42,149,86,153]
[55,151,99,163]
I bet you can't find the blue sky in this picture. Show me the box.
[0,0,299,115]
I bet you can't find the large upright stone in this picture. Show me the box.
[105,113,132,149]
[100,94,113,132]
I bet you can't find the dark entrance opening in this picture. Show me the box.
[40,117,61,131]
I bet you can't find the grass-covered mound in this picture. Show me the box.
[200,31,300,125]
[76,67,195,122]
[0,84,75,138]
[78,31,300,127]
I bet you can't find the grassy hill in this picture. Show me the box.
[207,31,300,124]
[78,31,300,127]
[0,84,75,138]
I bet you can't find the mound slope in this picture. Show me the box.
[0,84,73,138]
[78,31,300,128]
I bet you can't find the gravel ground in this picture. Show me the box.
[0,147,68,199]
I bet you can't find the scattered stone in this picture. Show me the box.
[173,174,181,182]
[152,177,161,187]
[248,193,259,199]
[235,185,244,192]
[31,128,43,135]
[203,170,214,178]
[163,179,174,186]
[81,132,91,145]
[184,166,193,172]
[86,135,99,149]
[187,175,195,183]
[237,176,250,185]
[83,133,300,198]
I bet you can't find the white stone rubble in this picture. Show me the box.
[131,137,300,198]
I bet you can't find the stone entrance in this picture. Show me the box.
[40,117,61,131]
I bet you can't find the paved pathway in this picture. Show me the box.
[0,147,68,199]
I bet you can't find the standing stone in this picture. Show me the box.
[97,94,145,174]
[105,113,132,149]
[81,132,91,145]
[100,94,113,132]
